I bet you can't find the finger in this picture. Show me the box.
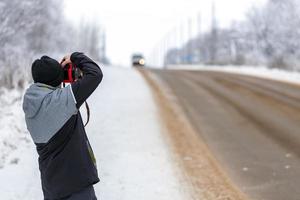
[60,56,68,65]
[60,58,65,64]
[61,60,69,67]
[60,55,70,64]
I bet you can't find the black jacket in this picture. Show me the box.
[24,52,103,199]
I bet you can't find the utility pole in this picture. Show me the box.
[101,30,107,64]
[161,38,164,67]
[164,35,167,68]
[197,13,202,37]
[180,23,185,64]
[176,26,181,64]
[197,13,202,64]
[188,18,193,64]
[210,0,218,64]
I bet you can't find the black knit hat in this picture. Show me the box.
[31,56,64,87]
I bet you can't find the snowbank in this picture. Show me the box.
[0,87,32,168]
[0,86,42,199]
[167,65,300,85]
[88,66,186,200]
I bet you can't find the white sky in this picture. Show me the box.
[64,0,267,66]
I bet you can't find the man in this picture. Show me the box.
[23,52,103,200]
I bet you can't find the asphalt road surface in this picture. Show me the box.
[151,69,300,200]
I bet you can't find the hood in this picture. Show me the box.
[22,83,78,144]
[23,83,58,118]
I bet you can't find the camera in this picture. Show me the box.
[63,63,81,83]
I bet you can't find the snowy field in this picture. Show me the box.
[168,65,300,85]
[0,66,186,200]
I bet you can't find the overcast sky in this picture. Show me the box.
[64,0,267,66]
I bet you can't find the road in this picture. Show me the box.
[150,69,300,200]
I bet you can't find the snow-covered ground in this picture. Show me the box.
[89,67,186,200]
[0,88,30,168]
[0,87,42,199]
[168,65,300,85]
[3,64,300,199]
[0,66,186,200]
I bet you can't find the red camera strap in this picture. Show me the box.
[68,64,74,82]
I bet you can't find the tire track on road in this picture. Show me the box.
[186,72,300,159]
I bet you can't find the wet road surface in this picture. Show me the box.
[152,69,300,200]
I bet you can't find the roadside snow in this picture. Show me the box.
[87,66,186,200]
[0,66,186,200]
[0,142,42,200]
[0,87,41,199]
[0,88,31,168]
[168,65,300,85]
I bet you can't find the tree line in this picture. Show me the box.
[166,0,300,70]
[0,0,106,89]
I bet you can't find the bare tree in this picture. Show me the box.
[166,0,300,70]
[0,0,106,89]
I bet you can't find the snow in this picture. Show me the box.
[87,66,186,200]
[0,66,186,200]
[0,87,31,168]
[0,143,42,199]
[167,64,300,85]
[0,86,42,199]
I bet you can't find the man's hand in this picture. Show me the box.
[60,55,71,67]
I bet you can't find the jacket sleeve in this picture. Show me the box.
[70,52,103,108]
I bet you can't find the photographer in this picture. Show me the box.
[23,52,103,200]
